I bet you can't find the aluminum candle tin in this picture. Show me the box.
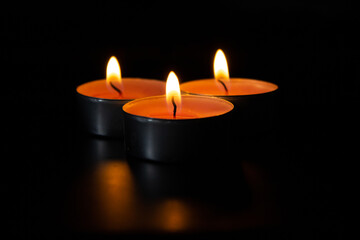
[76,95,128,137]
[122,95,234,163]
[219,90,279,135]
[181,80,279,136]
[76,78,165,137]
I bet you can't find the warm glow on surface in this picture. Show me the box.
[166,71,182,116]
[106,56,122,94]
[157,199,189,232]
[213,49,230,81]
[78,161,137,231]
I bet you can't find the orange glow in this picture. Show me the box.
[73,161,137,231]
[158,199,189,232]
[213,49,230,82]
[166,71,182,117]
[106,56,123,94]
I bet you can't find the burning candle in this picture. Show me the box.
[181,49,278,96]
[181,49,279,136]
[76,56,165,137]
[123,71,234,162]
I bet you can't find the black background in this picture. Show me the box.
[2,1,356,239]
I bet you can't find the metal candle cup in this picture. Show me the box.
[181,49,279,138]
[122,95,234,163]
[181,78,279,136]
[76,78,165,137]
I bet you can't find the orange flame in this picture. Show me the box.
[213,49,229,81]
[106,56,122,95]
[166,71,181,117]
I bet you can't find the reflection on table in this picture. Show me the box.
[66,133,280,235]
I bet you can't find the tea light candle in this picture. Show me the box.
[76,56,165,137]
[181,49,279,135]
[123,71,234,162]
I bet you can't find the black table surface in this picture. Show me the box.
[3,104,349,240]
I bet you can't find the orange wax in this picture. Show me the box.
[123,95,234,120]
[180,78,278,96]
[76,78,165,100]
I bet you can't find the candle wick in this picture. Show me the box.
[217,79,228,94]
[110,81,123,96]
[172,96,177,119]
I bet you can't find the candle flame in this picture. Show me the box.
[166,71,181,117]
[106,56,123,95]
[213,49,229,81]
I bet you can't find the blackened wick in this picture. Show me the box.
[110,81,123,96]
[172,96,177,118]
[217,79,228,94]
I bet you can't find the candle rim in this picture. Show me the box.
[181,78,278,97]
[123,94,234,121]
[76,78,165,101]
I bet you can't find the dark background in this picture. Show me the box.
[2,1,356,239]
